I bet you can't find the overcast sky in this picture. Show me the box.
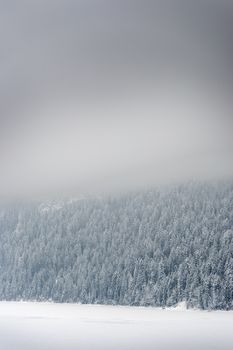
[0,0,233,198]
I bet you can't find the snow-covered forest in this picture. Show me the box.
[0,181,232,309]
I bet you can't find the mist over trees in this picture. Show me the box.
[0,181,232,310]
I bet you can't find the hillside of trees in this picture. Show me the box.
[0,181,232,309]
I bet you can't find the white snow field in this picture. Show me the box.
[0,302,232,350]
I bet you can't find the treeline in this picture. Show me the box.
[0,181,232,309]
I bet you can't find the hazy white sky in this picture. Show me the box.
[0,0,233,198]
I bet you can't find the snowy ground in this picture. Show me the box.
[0,302,232,350]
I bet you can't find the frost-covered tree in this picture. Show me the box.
[0,181,232,309]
